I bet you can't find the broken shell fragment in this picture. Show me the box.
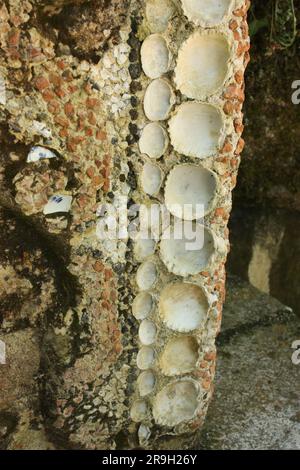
[159,282,209,332]
[181,0,233,27]
[160,336,199,376]
[27,146,57,163]
[137,346,155,370]
[153,380,199,426]
[144,79,175,121]
[130,400,148,423]
[169,102,223,159]
[43,195,72,215]
[141,161,163,196]
[139,123,169,159]
[132,292,154,321]
[160,223,216,276]
[134,236,156,261]
[175,32,230,100]
[138,424,151,445]
[165,164,218,220]
[136,261,158,290]
[139,319,157,345]
[141,34,170,79]
[146,0,175,33]
[138,370,156,396]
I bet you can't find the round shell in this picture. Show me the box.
[153,380,199,426]
[144,79,175,121]
[134,235,156,261]
[175,32,230,100]
[160,223,216,276]
[181,0,233,27]
[130,400,149,423]
[164,164,218,220]
[141,161,163,196]
[132,292,154,321]
[137,346,155,370]
[139,319,157,345]
[159,282,209,332]
[139,123,169,159]
[138,370,156,396]
[146,0,175,33]
[160,336,199,376]
[168,102,224,159]
[136,261,158,290]
[141,34,170,79]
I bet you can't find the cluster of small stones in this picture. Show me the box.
[127,0,250,448]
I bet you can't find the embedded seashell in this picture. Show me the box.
[144,79,175,121]
[153,380,199,426]
[138,370,156,396]
[141,161,163,196]
[139,123,169,159]
[181,0,233,27]
[169,102,223,159]
[134,235,156,261]
[138,424,151,445]
[141,34,170,79]
[137,346,155,370]
[132,292,154,321]
[139,319,157,345]
[27,146,56,163]
[43,195,72,215]
[146,0,175,33]
[159,283,209,332]
[160,336,199,376]
[136,261,158,290]
[160,223,215,275]
[165,164,218,220]
[175,32,230,99]
[130,400,148,423]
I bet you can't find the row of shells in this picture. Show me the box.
[131,0,238,444]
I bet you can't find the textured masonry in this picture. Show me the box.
[129,0,250,448]
[0,0,250,450]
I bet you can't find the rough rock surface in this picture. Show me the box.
[199,275,300,450]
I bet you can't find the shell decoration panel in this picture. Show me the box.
[128,0,251,449]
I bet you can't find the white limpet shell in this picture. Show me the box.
[139,123,169,160]
[160,223,216,276]
[141,161,163,196]
[146,0,175,33]
[160,336,199,376]
[43,195,72,215]
[132,292,154,321]
[139,319,157,345]
[134,235,156,261]
[138,370,156,396]
[175,31,230,100]
[165,164,218,220]
[27,146,57,163]
[153,380,199,427]
[138,424,151,445]
[141,34,170,79]
[159,282,209,332]
[137,346,155,370]
[144,79,175,121]
[181,0,233,27]
[130,400,149,423]
[168,102,224,159]
[136,261,158,290]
